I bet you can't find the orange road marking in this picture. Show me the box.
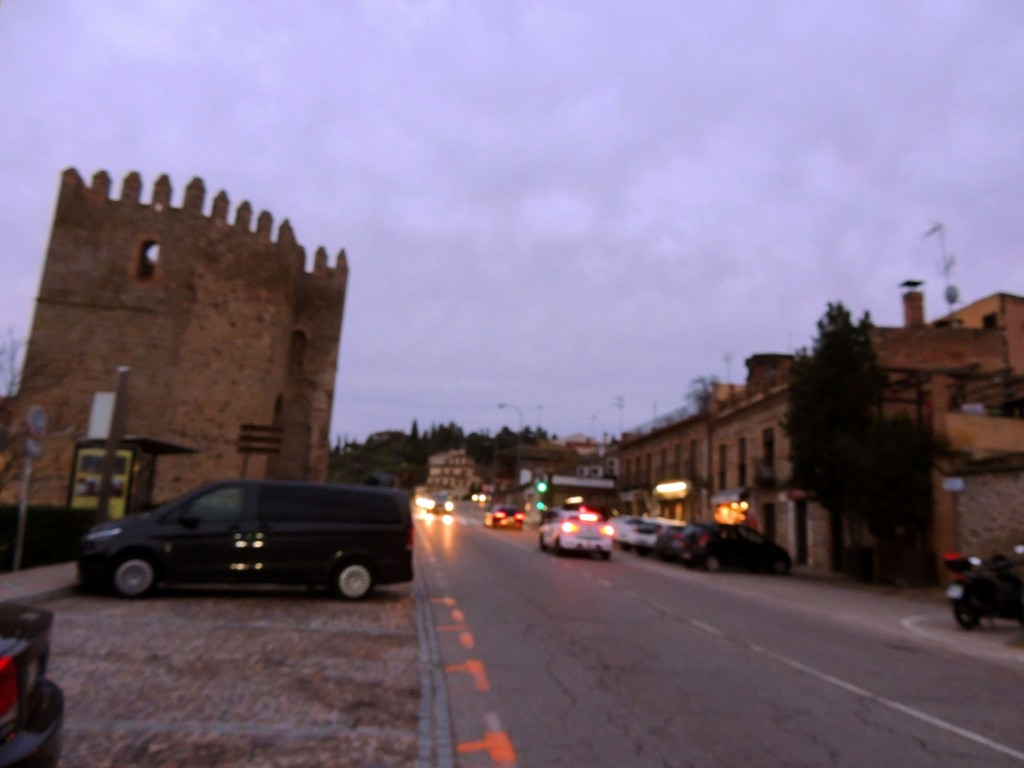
[451,609,466,623]
[457,731,517,764]
[459,631,475,649]
[445,659,490,691]
[430,597,456,606]
[436,624,468,632]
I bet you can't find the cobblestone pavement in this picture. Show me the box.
[45,585,422,768]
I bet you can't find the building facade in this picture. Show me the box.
[620,288,1024,579]
[10,168,347,510]
[425,449,481,498]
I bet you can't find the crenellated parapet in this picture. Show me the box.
[57,167,348,277]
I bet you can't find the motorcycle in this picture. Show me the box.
[942,545,1024,629]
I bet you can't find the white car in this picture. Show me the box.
[539,507,615,559]
[610,516,662,554]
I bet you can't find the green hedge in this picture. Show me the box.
[0,506,96,572]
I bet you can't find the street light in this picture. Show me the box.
[498,402,523,493]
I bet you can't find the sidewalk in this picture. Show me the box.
[0,561,78,604]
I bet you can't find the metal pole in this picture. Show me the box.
[13,457,32,571]
[96,367,131,524]
[498,403,523,493]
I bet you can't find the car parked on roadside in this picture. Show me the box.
[652,521,691,561]
[626,518,666,555]
[484,505,525,529]
[539,506,614,559]
[79,479,415,600]
[608,516,641,549]
[679,522,791,574]
[0,604,63,768]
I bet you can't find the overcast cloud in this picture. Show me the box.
[2,2,1022,442]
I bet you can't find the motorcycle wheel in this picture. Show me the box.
[952,600,980,630]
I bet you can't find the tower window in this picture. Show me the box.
[137,240,160,279]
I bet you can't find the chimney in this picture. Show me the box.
[900,280,925,327]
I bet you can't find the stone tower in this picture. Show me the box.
[17,168,348,505]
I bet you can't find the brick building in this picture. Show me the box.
[425,449,481,498]
[8,168,347,513]
[619,287,1024,580]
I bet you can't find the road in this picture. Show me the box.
[418,503,1024,768]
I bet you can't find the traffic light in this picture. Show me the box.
[535,479,548,493]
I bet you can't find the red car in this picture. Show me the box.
[484,505,525,529]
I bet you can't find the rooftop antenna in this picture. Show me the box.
[923,222,959,313]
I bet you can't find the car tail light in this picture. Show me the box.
[600,525,615,537]
[494,511,507,519]
[579,512,599,522]
[0,656,18,736]
[561,521,579,533]
[514,512,525,520]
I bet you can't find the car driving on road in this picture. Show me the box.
[484,505,525,529]
[538,506,615,559]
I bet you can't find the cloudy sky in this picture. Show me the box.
[2,2,1022,443]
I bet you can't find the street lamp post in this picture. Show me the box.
[497,402,523,496]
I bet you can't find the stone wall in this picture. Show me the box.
[956,469,1024,557]
[12,168,348,506]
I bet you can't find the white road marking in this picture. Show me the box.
[751,645,1024,763]
[689,619,724,637]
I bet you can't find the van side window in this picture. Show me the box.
[256,486,401,524]
[334,490,401,524]
[176,486,245,524]
[258,486,334,524]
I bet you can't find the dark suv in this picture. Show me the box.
[680,522,791,574]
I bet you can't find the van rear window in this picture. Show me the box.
[257,486,402,525]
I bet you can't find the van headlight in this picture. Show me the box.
[85,527,123,541]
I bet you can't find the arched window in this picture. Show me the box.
[137,240,160,279]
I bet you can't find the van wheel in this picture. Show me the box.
[335,562,374,600]
[112,556,157,598]
[704,555,722,572]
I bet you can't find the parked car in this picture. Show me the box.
[680,522,791,574]
[608,515,642,549]
[627,518,666,555]
[0,604,63,768]
[539,507,615,559]
[79,479,415,600]
[652,521,691,561]
[484,505,525,529]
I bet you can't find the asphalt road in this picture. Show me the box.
[417,504,1024,768]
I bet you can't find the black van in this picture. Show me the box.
[78,480,414,600]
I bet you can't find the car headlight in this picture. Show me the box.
[85,527,123,541]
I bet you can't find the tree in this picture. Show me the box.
[785,303,886,546]
[685,376,718,415]
[846,414,933,543]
